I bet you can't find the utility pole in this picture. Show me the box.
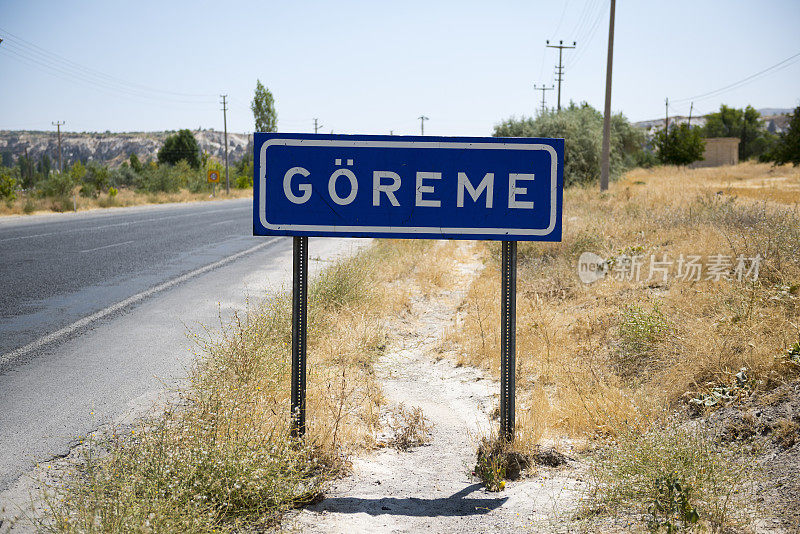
[687,102,694,127]
[665,98,669,132]
[52,121,64,173]
[313,118,323,134]
[220,95,229,194]
[418,115,429,135]
[533,84,554,115]
[24,146,31,185]
[546,40,576,111]
[599,0,616,191]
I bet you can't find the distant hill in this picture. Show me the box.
[756,108,793,116]
[633,108,793,137]
[0,129,252,168]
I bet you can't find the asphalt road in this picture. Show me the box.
[0,199,367,493]
[0,198,257,357]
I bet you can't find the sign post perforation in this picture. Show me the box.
[290,236,308,437]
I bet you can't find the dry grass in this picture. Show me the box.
[444,161,799,525]
[449,162,800,444]
[45,239,436,532]
[384,404,433,451]
[41,161,799,530]
[0,187,253,216]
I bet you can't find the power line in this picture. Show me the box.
[673,50,800,104]
[570,0,601,44]
[549,1,571,41]
[0,27,214,101]
[0,46,215,107]
[570,0,610,69]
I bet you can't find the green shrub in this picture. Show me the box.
[235,155,254,188]
[474,448,506,492]
[136,164,182,193]
[764,106,800,166]
[588,422,755,531]
[311,254,372,312]
[235,172,253,189]
[49,412,326,532]
[112,165,139,188]
[647,474,700,532]
[80,164,110,198]
[616,303,670,377]
[37,171,75,200]
[0,167,17,201]
[654,124,705,166]
[23,198,35,214]
[493,102,646,186]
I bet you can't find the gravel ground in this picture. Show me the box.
[286,244,588,533]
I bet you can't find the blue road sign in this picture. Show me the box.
[253,133,563,241]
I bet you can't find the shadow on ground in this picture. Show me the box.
[305,483,507,517]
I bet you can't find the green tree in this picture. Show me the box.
[235,152,254,188]
[0,167,17,201]
[38,163,77,199]
[251,80,277,132]
[703,104,773,161]
[157,129,201,169]
[69,161,87,183]
[654,124,705,166]
[17,153,34,189]
[493,102,646,186]
[80,163,110,198]
[37,154,52,179]
[1,151,13,168]
[129,152,143,173]
[767,106,800,166]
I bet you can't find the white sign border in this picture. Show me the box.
[258,139,559,236]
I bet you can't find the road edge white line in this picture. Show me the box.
[80,240,135,253]
[0,205,250,244]
[0,238,280,367]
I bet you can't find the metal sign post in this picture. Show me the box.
[291,236,309,437]
[500,241,517,441]
[208,169,220,198]
[253,133,563,441]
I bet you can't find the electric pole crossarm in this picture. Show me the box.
[418,116,429,136]
[52,121,65,173]
[545,40,576,111]
[533,84,554,115]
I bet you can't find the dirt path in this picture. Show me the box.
[287,244,586,533]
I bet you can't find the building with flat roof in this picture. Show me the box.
[692,137,739,168]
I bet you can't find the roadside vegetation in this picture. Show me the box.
[38,160,799,531]
[449,161,800,529]
[26,98,800,531]
[494,102,652,186]
[494,103,799,171]
[0,129,254,216]
[44,240,433,532]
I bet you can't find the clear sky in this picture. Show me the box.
[1,0,799,136]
